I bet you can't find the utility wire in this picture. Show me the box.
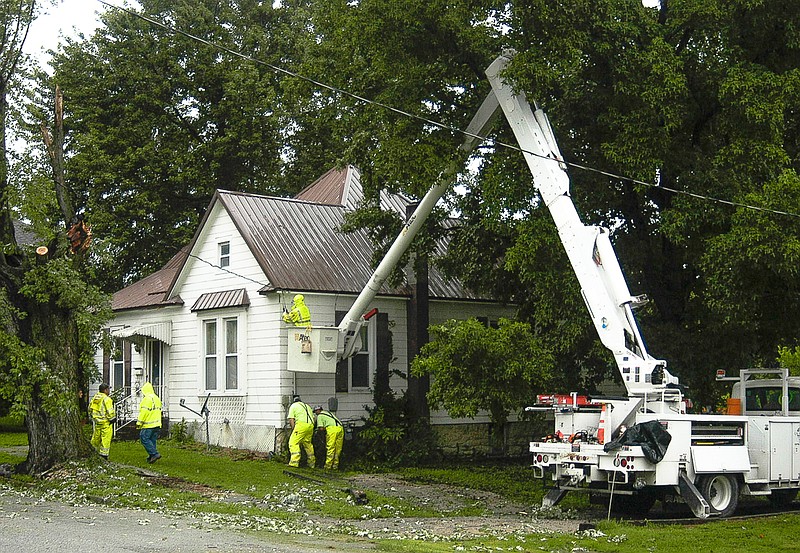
[95,0,800,220]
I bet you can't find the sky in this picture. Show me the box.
[23,0,109,63]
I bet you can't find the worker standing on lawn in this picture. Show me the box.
[89,383,116,459]
[137,382,163,464]
[287,395,316,467]
[313,405,344,470]
[282,294,311,327]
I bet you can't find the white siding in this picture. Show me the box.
[97,200,519,451]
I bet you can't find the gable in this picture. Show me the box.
[219,190,395,295]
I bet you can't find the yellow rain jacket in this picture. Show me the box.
[137,382,162,429]
[287,399,315,467]
[89,390,115,457]
[283,294,311,327]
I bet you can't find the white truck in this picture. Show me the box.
[288,51,800,518]
[478,51,800,518]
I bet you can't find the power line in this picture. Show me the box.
[95,0,800,220]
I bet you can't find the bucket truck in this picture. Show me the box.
[480,52,800,519]
[287,51,800,519]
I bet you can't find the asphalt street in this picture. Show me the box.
[0,488,374,553]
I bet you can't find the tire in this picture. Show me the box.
[698,474,739,518]
[768,489,798,508]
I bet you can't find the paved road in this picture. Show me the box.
[0,488,374,553]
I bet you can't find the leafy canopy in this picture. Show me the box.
[412,318,552,427]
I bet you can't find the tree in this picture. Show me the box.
[1,2,112,474]
[412,318,552,453]
[433,0,800,405]
[39,0,310,290]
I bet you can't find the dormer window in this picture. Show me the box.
[219,241,230,267]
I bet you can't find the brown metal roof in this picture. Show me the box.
[295,165,410,215]
[111,248,186,311]
[118,166,491,313]
[295,166,347,205]
[218,191,396,295]
[191,288,250,312]
[216,189,487,299]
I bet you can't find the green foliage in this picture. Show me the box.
[30,0,312,289]
[350,391,440,468]
[0,256,111,416]
[9,0,800,426]
[412,318,552,428]
[168,418,194,443]
[777,346,800,376]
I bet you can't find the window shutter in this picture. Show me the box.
[102,349,110,384]
[124,340,132,390]
[375,312,390,397]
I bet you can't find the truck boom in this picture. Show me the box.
[336,92,502,360]
[339,50,678,398]
[485,52,678,397]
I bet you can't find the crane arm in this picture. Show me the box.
[485,51,677,395]
[337,92,502,360]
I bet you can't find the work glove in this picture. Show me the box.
[136,422,142,429]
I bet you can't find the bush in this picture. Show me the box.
[349,391,441,468]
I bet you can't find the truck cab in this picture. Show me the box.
[732,378,800,416]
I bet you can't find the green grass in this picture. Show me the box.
[2,426,800,552]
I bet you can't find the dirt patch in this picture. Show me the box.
[334,472,587,539]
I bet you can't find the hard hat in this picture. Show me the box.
[292,395,301,402]
[293,294,304,303]
[313,405,323,412]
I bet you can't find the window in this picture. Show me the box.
[219,241,230,267]
[335,311,373,392]
[203,316,239,391]
[204,321,217,389]
[112,338,125,391]
[745,386,800,412]
[107,338,132,395]
[225,318,238,389]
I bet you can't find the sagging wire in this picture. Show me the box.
[92,0,800,221]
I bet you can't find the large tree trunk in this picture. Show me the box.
[0,39,95,472]
[17,302,93,474]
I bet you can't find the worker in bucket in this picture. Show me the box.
[283,294,311,327]
[89,383,116,459]
[314,405,344,470]
[137,382,163,464]
[287,395,316,468]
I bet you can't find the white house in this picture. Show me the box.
[94,166,514,453]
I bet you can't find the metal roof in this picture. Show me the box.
[111,248,186,311]
[191,288,250,312]
[295,165,410,215]
[116,166,491,313]
[217,188,487,299]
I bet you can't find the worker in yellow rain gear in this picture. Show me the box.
[287,395,316,467]
[137,382,163,464]
[89,383,116,459]
[313,405,344,469]
[282,294,311,327]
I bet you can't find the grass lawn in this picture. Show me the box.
[1,419,799,552]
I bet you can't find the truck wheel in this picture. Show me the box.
[768,489,798,508]
[698,474,739,517]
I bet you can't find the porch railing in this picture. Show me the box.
[113,384,168,432]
